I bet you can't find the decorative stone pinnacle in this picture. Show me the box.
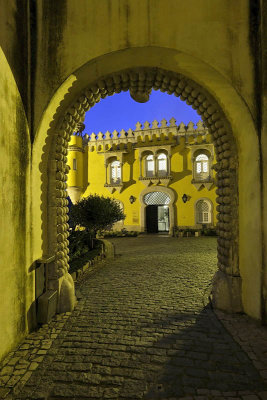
[187,121,195,132]
[144,121,150,130]
[135,122,142,131]
[152,120,159,129]
[169,117,176,127]
[161,119,167,128]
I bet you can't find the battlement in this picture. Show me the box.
[73,118,209,149]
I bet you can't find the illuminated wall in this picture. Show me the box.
[0,0,266,363]
[67,119,217,233]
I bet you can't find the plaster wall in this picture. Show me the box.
[67,130,217,231]
[33,0,256,133]
[260,0,267,320]
[0,51,33,361]
[0,0,262,365]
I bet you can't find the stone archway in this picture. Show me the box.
[36,63,248,316]
[140,186,176,234]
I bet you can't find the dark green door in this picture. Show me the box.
[146,205,158,233]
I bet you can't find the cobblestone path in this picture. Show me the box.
[1,236,267,399]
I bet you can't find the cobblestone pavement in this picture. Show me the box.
[1,236,267,400]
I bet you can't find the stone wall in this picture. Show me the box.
[0,1,33,362]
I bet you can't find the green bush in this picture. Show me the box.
[103,229,139,238]
[201,227,217,236]
[174,227,217,237]
[69,194,125,237]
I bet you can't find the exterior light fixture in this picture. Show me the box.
[129,195,136,204]
[182,193,188,203]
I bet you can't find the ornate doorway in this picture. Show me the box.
[144,191,171,233]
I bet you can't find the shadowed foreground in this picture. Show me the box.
[3,237,267,399]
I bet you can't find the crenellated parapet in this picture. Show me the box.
[79,118,209,150]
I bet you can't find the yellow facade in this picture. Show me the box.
[67,119,217,234]
[0,0,266,363]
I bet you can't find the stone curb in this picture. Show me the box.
[70,238,115,282]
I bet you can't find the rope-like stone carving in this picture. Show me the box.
[48,67,238,281]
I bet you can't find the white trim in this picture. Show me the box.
[194,197,214,226]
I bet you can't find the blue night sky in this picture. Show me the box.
[84,90,201,135]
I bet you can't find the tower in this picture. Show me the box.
[67,123,86,203]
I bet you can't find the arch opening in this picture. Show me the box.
[40,66,241,315]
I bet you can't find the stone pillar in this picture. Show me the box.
[139,158,143,178]
[168,154,171,176]
[212,271,243,313]
[153,155,157,177]
[120,162,123,183]
[105,163,108,184]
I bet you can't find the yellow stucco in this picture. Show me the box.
[67,122,217,232]
[0,47,33,361]
[0,0,266,363]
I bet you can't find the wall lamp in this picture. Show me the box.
[129,195,136,204]
[182,193,189,203]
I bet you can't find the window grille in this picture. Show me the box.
[196,200,211,223]
[110,161,121,183]
[144,191,170,205]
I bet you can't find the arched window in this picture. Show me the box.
[146,155,154,177]
[110,160,121,183]
[157,153,167,176]
[196,199,211,223]
[195,154,209,180]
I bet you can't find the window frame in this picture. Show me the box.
[145,154,155,177]
[193,151,211,182]
[157,153,168,177]
[110,160,121,184]
[195,199,212,224]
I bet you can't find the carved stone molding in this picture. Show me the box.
[104,183,124,193]
[68,145,85,153]
[102,151,127,164]
[191,179,214,191]
[47,66,240,313]
[139,176,172,187]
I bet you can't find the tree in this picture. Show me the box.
[69,194,126,237]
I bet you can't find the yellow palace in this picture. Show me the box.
[67,118,217,235]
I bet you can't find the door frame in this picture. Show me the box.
[140,186,176,235]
